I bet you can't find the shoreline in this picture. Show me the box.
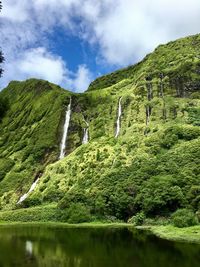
[137,225,200,244]
[0,221,200,244]
[0,221,131,228]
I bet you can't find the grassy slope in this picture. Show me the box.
[0,34,199,227]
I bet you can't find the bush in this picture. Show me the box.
[128,212,145,226]
[0,158,15,182]
[21,197,42,208]
[58,189,87,209]
[161,133,178,148]
[171,208,199,228]
[135,175,185,216]
[143,217,170,226]
[0,96,9,120]
[0,205,61,222]
[61,203,91,224]
[43,187,64,202]
[188,186,200,210]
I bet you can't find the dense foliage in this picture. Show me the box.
[88,34,200,92]
[0,79,72,207]
[0,34,200,225]
[171,209,199,228]
[0,96,9,120]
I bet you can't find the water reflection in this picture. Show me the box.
[25,241,33,255]
[0,225,199,267]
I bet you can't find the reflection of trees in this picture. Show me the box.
[0,226,200,267]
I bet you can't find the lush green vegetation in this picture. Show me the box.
[0,204,60,222]
[0,79,72,207]
[147,225,200,244]
[171,209,199,228]
[0,96,8,121]
[88,34,200,92]
[0,34,200,229]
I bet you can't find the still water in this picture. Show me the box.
[0,225,199,267]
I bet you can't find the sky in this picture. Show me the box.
[1,0,200,92]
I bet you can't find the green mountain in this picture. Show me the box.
[0,34,200,223]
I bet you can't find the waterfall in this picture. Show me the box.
[115,97,122,138]
[82,119,89,144]
[17,178,39,204]
[82,128,89,144]
[146,106,151,126]
[59,97,72,159]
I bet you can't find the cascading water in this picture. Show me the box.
[59,97,72,159]
[17,178,39,204]
[115,97,122,138]
[146,106,151,126]
[82,119,89,144]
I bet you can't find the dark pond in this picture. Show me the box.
[0,225,199,267]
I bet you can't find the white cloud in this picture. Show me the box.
[18,48,67,84]
[29,0,200,65]
[66,65,93,92]
[1,0,200,91]
[0,47,93,92]
[81,0,200,65]
[0,48,67,86]
[1,0,29,23]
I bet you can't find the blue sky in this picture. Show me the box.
[1,0,200,92]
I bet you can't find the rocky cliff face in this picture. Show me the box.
[0,34,200,222]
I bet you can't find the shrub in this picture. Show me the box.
[0,158,14,182]
[171,208,199,228]
[188,186,200,210]
[0,96,9,120]
[161,133,178,148]
[128,212,145,226]
[187,107,200,126]
[61,203,91,224]
[143,217,170,226]
[135,175,185,216]
[58,189,87,209]
[0,205,61,222]
[43,176,50,183]
[20,197,42,208]
[43,187,64,202]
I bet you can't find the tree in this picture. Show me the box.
[0,1,4,78]
[0,95,9,120]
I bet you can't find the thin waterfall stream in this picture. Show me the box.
[115,97,122,138]
[82,119,89,144]
[17,97,72,204]
[17,178,39,204]
[59,97,72,159]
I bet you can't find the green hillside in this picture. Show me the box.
[0,34,200,224]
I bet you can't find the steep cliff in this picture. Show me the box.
[0,34,200,222]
